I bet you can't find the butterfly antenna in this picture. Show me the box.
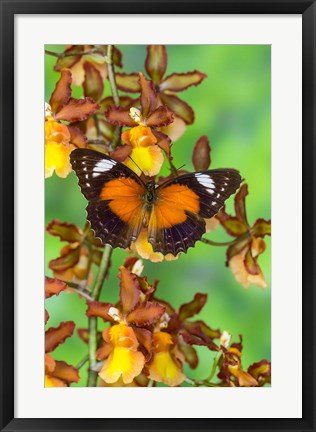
[177,164,186,171]
[127,155,144,176]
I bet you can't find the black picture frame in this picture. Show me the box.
[1,0,315,431]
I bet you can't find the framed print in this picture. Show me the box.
[1,1,315,431]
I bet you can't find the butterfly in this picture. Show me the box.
[70,149,242,256]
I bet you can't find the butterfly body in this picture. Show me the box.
[70,149,242,256]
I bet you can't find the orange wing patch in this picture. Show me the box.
[100,178,144,223]
[154,184,200,228]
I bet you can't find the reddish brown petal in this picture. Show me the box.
[216,213,248,237]
[53,45,83,72]
[116,73,140,93]
[146,105,174,128]
[67,125,87,148]
[98,118,115,141]
[45,276,68,299]
[159,93,194,125]
[145,45,167,85]
[86,225,104,247]
[133,327,152,354]
[105,106,137,127]
[77,328,103,345]
[153,297,175,315]
[45,353,56,373]
[244,249,260,275]
[152,130,172,159]
[248,360,271,386]
[126,302,165,326]
[113,46,123,68]
[83,62,103,102]
[229,366,258,387]
[179,329,218,352]
[226,237,250,263]
[55,97,100,123]
[252,219,271,238]
[46,219,82,243]
[96,342,112,360]
[110,144,132,162]
[234,184,249,225]
[49,247,80,272]
[118,266,140,314]
[178,338,199,369]
[137,276,157,300]
[45,321,75,353]
[49,69,72,114]
[99,96,134,112]
[184,320,221,340]
[178,293,207,321]
[139,72,157,117]
[45,309,50,324]
[192,135,211,171]
[231,334,243,353]
[160,70,207,92]
[99,97,114,112]
[86,301,113,322]
[52,360,80,384]
[123,256,139,270]
[77,328,89,344]
[251,237,266,258]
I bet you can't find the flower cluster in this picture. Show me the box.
[45,277,79,387]
[45,44,271,387]
[79,260,270,387]
[47,220,103,283]
[217,184,271,288]
[45,69,99,178]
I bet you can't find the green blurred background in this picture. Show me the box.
[45,45,271,386]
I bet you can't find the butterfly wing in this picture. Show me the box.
[148,169,242,255]
[70,148,147,249]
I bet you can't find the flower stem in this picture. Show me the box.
[76,355,89,370]
[201,231,250,247]
[185,378,218,387]
[106,45,120,106]
[168,159,179,177]
[206,351,222,382]
[87,244,113,387]
[45,48,97,58]
[106,44,121,148]
[91,244,113,300]
[201,238,238,247]
[87,318,98,386]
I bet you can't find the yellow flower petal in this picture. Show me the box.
[99,376,138,387]
[228,365,258,387]
[131,230,164,262]
[108,323,139,349]
[125,145,164,177]
[45,120,70,144]
[99,347,145,384]
[122,125,157,148]
[45,142,75,179]
[131,230,179,262]
[148,332,185,387]
[45,375,67,387]
[148,351,185,387]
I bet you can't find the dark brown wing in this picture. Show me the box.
[70,149,147,249]
[148,169,241,256]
